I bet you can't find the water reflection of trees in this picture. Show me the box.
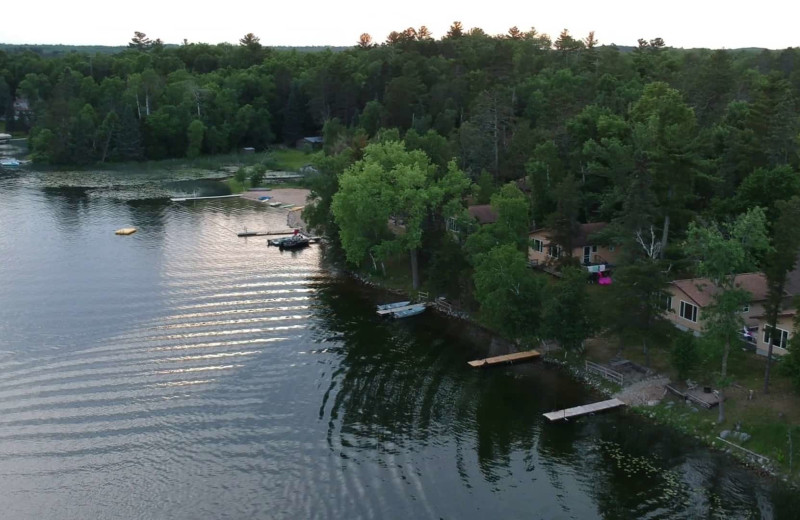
[126,198,168,237]
[310,277,542,482]
[308,275,800,517]
[42,186,92,232]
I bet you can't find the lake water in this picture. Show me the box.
[0,168,796,519]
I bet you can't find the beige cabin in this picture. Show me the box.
[528,222,621,268]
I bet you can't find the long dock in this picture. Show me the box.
[543,398,625,422]
[170,194,241,202]
[237,229,295,237]
[467,350,541,368]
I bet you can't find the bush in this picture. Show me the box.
[779,348,800,392]
[250,170,265,187]
[671,330,698,380]
[234,167,248,184]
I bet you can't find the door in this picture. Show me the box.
[583,246,591,264]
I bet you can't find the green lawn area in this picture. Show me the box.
[271,149,314,171]
[586,331,800,477]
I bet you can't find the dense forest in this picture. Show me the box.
[3,25,800,400]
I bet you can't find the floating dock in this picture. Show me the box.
[543,398,625,422]
[467,350,541,368]
[170,194,241,202]
[115,227,137,235]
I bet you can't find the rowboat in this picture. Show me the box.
[376,301,411,311]
[391,304,426,319]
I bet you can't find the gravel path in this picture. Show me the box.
[614,376,671,406]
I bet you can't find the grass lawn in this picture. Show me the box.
[271,149,314,171]
[586,330,800,477]
[102,152,268,174]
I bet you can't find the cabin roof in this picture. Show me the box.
[671,272,770,308]
[467,205,498,225]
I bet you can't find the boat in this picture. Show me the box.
[391,303,426,319]
[376,301,411,312]
[268,236,292,246]
[269,202,282,207]
[278,234,310,250]
[115,227,137,235]
[0,158,21,167]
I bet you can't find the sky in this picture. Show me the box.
[1,0,798,50]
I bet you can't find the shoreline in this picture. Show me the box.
[348,267,796,487]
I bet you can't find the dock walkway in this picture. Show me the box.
[467,350,541,368]
[171,194,241,202]
[543,398,625,422]
[237,229,295,237]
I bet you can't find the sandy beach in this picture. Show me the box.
[240,188,313,230]
[240,188,311,207]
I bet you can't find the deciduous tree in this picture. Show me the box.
[684,208,770,423]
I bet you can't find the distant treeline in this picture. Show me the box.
[0,43,347,57]
[0,26,797,174]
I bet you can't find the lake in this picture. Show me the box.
[0,167,796,519]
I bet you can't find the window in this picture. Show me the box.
[446,217,460,233]
[764,325,790,349]
[548,245,562,258]
[591,245,598,253]
[663,295,673,311]
[609,246,616,252]
[679,301,698,322]
[532,238,543,252]
[741,304,750,313]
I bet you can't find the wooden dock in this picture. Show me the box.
[543,398,625,422]
[467,350,541,368]
[237,229,295,237]
[170,194,241,202]
[665,384,720,409]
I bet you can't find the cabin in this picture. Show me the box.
[528,222,620,269]
[665,272,798,356]
[446,204,498,234]
[296,136,323,150]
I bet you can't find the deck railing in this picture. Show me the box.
[585,360,624,386]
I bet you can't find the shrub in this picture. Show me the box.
[671,330,698,380]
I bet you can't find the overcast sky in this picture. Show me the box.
[2,1,798,50]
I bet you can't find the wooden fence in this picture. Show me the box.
[585,360,624,386]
